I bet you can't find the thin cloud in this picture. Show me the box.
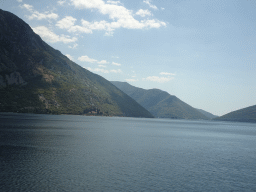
[32,26,77,43]
[98,60,109,64]
[106,1,121,5]
[21,4,58,20]
[110,69,122,73]
[143,76,174,83]
[17,0,22,2]
[56,16,92,34]
[136,9,151,17]
[78,55,98,63]
[68,43,78,49]
[66,54,74,61]
[160,72,176,76]
[98,65,107,68]
[59,0,166,35]
[21,4,33,11]
[57,0,66,5]
[78,56,110,65]
[87,67,109,73]
[126,79,138,82]
[112,62,121,66]
[86,67,122,74]
[143,0,158,10]
[56,16,77,30]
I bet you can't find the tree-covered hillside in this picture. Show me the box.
[214,105,256,123]
[111,81,209,120]
[0,9,153,118]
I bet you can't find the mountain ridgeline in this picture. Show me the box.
[111,81,212,120]
[0,9,153,118]
[214,105,256,123]
[196,109,218,119]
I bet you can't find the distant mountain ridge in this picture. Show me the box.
[111,81,211,120]
[214,105,256,123]
[196,109,218,119]
[0,9,153,118]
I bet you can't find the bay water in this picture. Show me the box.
[1,113,256,191]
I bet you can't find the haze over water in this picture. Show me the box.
[1,113,256,191]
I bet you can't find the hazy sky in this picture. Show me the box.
[1,0,256,116]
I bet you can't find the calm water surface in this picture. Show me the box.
[1,113,256,191]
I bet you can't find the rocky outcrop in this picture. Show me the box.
[38,94,60,109]
[0,72,26,87]
[5,72,26,85]
[0,75,6,87]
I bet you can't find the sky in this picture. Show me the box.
[1,0,256,116]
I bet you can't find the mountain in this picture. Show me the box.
[111,81,209,120]
[0,9,153,118]
[196,109,218,119]
[214,105,256,123]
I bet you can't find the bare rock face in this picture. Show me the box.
[0,75,6,87]
[0,72,26,87]
[5,72,26,86]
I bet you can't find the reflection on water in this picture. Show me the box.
[1,113,256,191]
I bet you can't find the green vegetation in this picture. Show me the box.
[0,9,153,118]
[214,105,256,123]
[111,81,210,120]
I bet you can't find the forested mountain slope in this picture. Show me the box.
[214,105,256,123]
[0,9,153,118]
[111,81,209,120]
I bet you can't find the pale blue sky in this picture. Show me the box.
[1,0,256,116]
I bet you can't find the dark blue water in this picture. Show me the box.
[1,113,256,191]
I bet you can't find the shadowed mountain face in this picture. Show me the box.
[214,105,256,123]
[111,81,210,120]
[196,109,218,119]
[0,9,153,118]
